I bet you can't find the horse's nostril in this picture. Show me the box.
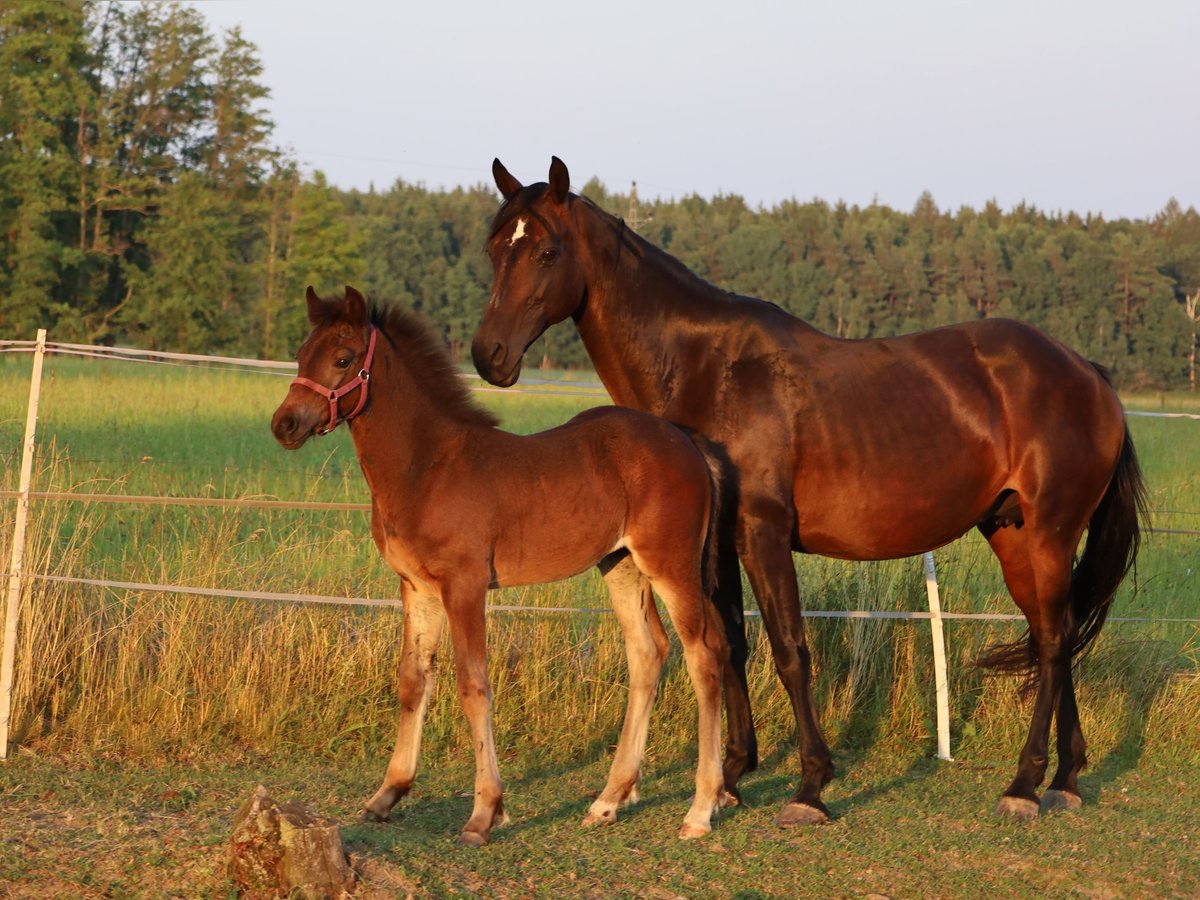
[490,343,506,366]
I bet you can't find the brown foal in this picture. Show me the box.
[271,286,729,844]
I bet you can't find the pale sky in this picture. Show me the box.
[188,0,1198,220]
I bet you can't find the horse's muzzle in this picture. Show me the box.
[471,338,523,387]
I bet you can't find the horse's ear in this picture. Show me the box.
[305,286,324,324]
[548,156,570,204]
[343,285,368,325]
[493,158,523,200]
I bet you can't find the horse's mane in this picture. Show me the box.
[369,302,500,428]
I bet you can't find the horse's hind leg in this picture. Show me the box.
[583,553,669,827]
[1042,664,1086,812]
[364,586,445,821]
[985,524,1076,821]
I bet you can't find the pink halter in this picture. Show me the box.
[291,326,378,434]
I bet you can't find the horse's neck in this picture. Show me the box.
[576,220,730,413]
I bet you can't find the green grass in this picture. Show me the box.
[0,354,1198,895]
[2,746,1197,897]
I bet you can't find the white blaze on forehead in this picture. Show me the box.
[507,217,528,247]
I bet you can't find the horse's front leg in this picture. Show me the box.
[738,498,834,826]
[443,576,508,846]
[364,585,445,821]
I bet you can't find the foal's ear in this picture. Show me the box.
[493,158,523,200]
[548,156,570,204]
[343,285,368,325]
[305,285,324,324]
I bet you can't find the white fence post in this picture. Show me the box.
[923,551,953,761]
[1,328,47,760]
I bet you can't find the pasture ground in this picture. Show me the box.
[2,741,1197,897]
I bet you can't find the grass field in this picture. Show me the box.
[1,353,1198,896]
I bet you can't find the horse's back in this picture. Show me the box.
[778,317,1125,559]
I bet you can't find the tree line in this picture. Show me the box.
[3,1,1199,388]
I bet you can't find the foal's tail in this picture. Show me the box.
[979,421,1148,678]
[681,429,728,599]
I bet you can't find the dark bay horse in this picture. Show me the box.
[471,157,1148,825]
[272,285,730,844]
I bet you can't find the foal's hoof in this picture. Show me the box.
[1040,790,1083,813]
[679,822,711,840]
[581,807,617,828]
[457,830,489,848]
[995,795,1039,821]
[718,788,742,808]
[775,802,828,827]
[361,808,390,823]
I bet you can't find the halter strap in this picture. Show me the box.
[290,326,378,434]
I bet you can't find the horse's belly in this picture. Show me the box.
[793,470,1000,560]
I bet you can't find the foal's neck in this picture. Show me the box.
[348,331,481,492]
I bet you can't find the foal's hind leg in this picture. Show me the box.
[583,554,669,827]
[364,586,445,821]
[645,569,728,839]
[986,524,1075,821]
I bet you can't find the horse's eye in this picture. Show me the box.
[335,356,352,369]
[538,247,559,266]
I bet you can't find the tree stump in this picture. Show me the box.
[228,785,356,898]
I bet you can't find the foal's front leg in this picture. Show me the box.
[443,578,508,846]
[364,587,445,821]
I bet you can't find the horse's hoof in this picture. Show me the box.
[995,795,1039,821]
[679,822,711,840]
[457,830,489,847]
[1040,789,1082,813]
[775,802,828,827]
[361,808,389,823]
[719,788,742,808]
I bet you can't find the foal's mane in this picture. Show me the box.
[370,303,500,428]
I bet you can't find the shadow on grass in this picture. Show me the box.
[1084,638,1189,799]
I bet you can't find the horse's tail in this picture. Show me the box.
[1068,423,1148,658]
[681,428,727,599]
[978,421,1148,680]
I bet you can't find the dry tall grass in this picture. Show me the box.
[1,360,1197,771]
